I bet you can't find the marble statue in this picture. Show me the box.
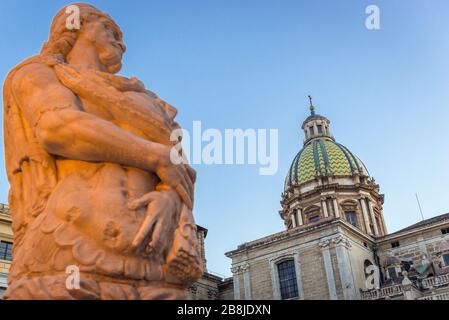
[2,3,203,299]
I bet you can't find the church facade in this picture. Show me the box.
[226,102,449,300]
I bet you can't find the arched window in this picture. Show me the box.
[277,260,298,299]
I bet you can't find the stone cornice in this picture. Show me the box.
[226,218,375,258]
[281,183,383,208]
[0,215,12,224]
[377,219,449,243]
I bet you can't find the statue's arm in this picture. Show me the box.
[11,63,194,208]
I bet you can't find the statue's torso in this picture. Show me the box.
[10,83,167,283]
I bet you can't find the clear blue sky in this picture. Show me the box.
[1,0,449,277]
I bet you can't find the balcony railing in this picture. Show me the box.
[421,273,449,289]
[361,284,403,300]
[418,292,449,300]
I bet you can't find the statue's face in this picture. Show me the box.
[83,17,126,73]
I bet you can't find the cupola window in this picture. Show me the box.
[309,126,314,136]
[317,124,323,134]
[345,211,357,227]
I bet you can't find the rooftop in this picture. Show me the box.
[387,212,449,237]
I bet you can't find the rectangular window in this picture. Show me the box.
[345,211,357,227]
[0,241,13,261]
[277,260,299,299]
[443,254,449,266]
[317,125,323,134]
[0,287,6,299]
[309,215,320,223]
[391,241,400,248]
[388,267,397,279]
[442,228,449,235]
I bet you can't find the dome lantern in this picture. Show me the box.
[302,96,334,145]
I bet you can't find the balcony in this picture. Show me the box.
[418,292,449,300]
[421,273,449,290]
[361,284,403,300]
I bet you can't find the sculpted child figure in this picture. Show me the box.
[2,3,203,299]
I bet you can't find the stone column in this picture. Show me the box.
[293,253,304,300]
[332,197,340,218]
[333,236,357,300]
[291,212,297,228]
[241,263,252,300]
[367,200,379,236]
[269,260,281,300]
[360,197,372,235]
[321,198,329,218]
[313,123,318,136]
[296,208,304,225]
[319,239,338,300]
[380,212,388,235]
[231,266,241,300]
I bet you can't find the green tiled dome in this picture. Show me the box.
[285,139,369,187]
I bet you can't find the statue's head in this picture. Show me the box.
[41,3,126,73]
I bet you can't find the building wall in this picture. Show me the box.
[187,273,223,300]
[217,278,234,300]
[377,222,449,279]
[0,204,13,298]
[227,219,379,300]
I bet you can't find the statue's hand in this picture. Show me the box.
[128,189,181,256]
[155,149,196,209]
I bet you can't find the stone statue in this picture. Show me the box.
[2,3,203,299]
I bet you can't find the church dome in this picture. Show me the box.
[285,139,370,188]
[284,97,371,190]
